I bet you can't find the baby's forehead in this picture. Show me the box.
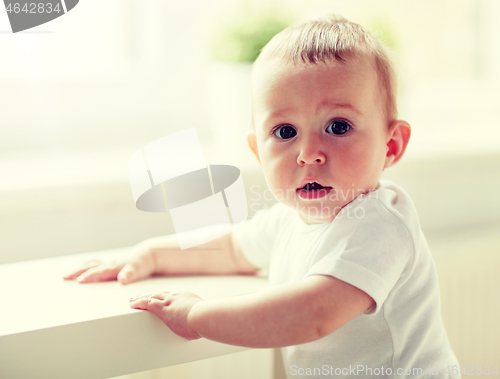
[250,57,385,131]
[252,56,377,93]
[251,57,379,103]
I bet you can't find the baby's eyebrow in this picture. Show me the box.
[317,101,362,115]
[258,109,294,130]
[261,102,361,127]
[266,107,294,120]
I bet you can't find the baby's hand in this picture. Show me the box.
[63,249,156,285]
[129,291,203,340]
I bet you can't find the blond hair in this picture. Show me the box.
[254,14,397,123]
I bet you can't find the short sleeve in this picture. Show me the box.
[232,201,291,269]
[305,199,415,315]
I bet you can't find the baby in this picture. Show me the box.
[65,15,460,378]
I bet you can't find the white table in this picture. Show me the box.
[0,249,269,379]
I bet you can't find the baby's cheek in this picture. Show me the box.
[346,151,384,187]
[262,158,285,185]
[336,151,370,182]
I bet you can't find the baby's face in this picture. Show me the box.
[249,58,394,224]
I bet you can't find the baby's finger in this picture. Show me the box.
[117,253,156,285]
[63,267,91,280]
[118,261,151,285]
[129,291,169,302]
[148,292,170,300]
[76,265,120,283]
[63,260,101,280]
[130,297,164,313]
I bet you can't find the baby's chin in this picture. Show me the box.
[279,199,350,224]
[295,187,333,201]
[271,187,350,204]
[268,186,368,216]
[270,187,334,203]
[296,210,334,225]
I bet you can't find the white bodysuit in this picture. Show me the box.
[233,179,460,378]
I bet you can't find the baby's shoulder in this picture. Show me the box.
[377,179,420,222]
[332,180,424,254]
[350,179,422,237]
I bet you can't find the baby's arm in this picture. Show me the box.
[130,274,374,347]
[64,230,258,284]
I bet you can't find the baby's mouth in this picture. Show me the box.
[296,182,333,200]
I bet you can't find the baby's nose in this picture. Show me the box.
[297,144,326,165]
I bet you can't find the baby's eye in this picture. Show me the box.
[326,120,350,135]
[273,125,297,139]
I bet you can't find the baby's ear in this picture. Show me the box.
[384,120,411,168]
[246,130,261,165]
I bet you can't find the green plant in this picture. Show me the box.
[212,7,294,63]
[363,16,398,51]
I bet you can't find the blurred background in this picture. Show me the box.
[1,0,499,377]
